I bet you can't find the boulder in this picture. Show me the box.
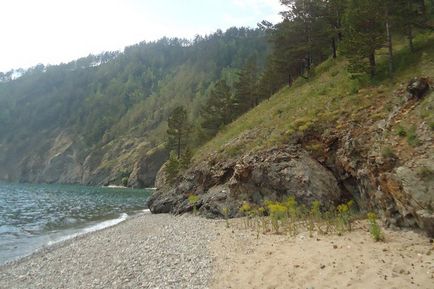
[148,146,344,217]
[407,77,431,99]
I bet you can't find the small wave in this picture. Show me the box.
[47,213,128,246]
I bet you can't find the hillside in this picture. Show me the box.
[0,27,269,186]
[149,33,434,236]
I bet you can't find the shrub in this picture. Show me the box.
[239,201,253,228]
[308,200,321,237]
[266,201,288,233]
[396,125,407,137]
[188,194,200,215]
[337,200,354,233]
[222,207,230,228]
[381,146,396,159]
[367,212,384,241]
[406,125,420,147]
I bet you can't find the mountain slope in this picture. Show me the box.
[149,33,434,236]
[0,28,269,186]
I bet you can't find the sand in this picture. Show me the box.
[210,219,434,289]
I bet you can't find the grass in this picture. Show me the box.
[194,33,434,162]
[367,212,384,242]
[235,198,381,242]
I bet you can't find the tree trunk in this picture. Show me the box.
[385,6,393,77]
[408,24,415,52]
[177,134,181,159]
[369,52,376,78]
[407,0,415,52]
[331,37,337,59]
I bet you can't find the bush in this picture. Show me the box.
[367,212,384,241]
[266,201,288,233]
[188,194,200,215]
[396,125,407,137]
[406,125,420,147]
[381,146,396,159]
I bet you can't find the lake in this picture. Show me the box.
[0,182,151,265]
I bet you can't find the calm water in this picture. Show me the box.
[0,182,151,265]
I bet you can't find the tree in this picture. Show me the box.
[324,0,347,58]
[234,56,259,114]
[201,79,235,136]
[340,0,386,78]
[167,106,190,158]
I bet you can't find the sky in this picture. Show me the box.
[0,0,284,72]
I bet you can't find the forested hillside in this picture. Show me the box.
[149,0,434,236]
[0,27,269,186]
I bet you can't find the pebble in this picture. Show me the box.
[0,214,216,289]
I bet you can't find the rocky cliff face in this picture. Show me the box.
[149,79,434,236]
[0,131,167,188]
[148,146,344,218]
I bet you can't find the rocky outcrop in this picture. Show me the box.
[148,146,344,217]
[127,147,168,188]
[149,77,433,236]
[0,130,168,188]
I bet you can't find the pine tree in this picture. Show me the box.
[201,79,235,136]
[165,151,180,184]
[167,106,190,158]
[341,0,386,78]
[234,56,258,114]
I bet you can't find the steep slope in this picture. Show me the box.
[149,34,434,236]
[0,28,269,187]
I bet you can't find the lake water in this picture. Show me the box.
[0,182,151,265]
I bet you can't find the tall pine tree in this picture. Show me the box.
[167,106,190,158]
[341,0,386,78]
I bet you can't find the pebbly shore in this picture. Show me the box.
[0,213,217,289]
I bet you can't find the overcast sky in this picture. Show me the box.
[0,0,283,72]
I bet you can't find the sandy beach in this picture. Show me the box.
[1,214,432,289]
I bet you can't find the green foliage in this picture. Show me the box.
[234,56,259,113]
[266,201,288,234]
[0,27,269,178]
[201,79,236,136]
[396,125,407,137]
[167,106,190,158]
[337,200,355,233]
[340,0,386,77]
[179,147,192,170]
[165,152,180,185]
[121,177,128,187]
[222,207,230,228]
[381,146,396,159]
[367,212,384,241]
[188,194,200,215]
[406,125,420,147]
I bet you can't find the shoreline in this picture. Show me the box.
[1,213,433,289]
[0,211,146,269]
[0,213,217,289]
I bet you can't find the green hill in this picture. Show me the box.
[0,27,269,186]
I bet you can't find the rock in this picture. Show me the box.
[406,77,431,100]
[149,146,343,217]
[127,147,168,188]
